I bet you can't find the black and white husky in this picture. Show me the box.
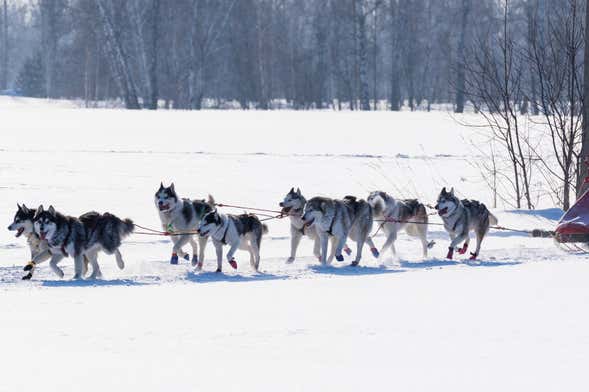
[301,196,377,266]
[197,211,268,272]
[435,187,498,260]
[154,183,215,267]
[7,204,52,280]
[33,206,134,279]
[279,188,322,263]
[367,191,433,259]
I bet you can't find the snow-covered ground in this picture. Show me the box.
[1,97,588,391]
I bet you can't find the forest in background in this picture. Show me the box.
[0,0,580,112]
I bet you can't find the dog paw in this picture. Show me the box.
[22,272,33,280]
[335,254,344,262]
[183,254,190,261]
[446,247,454,260]
[370,247,380,258]
[72,274,83,280]
[469,252,478,260]
[286,257,295,264]
[343,246,352,256]
[215,268,222,273]
[170,253,179,265]
[191,255,198,267]
[23,262,34,271]
[350,261,359,267]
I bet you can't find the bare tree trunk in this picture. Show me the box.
[95,0,141,109]
[0,0,7,90]
[389,0,401,111]
[356,0,370,111]
[40,0,58,98]
[148,0,159,109]
[578,0,589,197]
[455,0,470,113]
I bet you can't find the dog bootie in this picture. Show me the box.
[469,252,478,260]
[343,245,352,256]
[170,253,179,265]
[446,247,454,260]
[22,272,33,280]
[458,243,469,255]
[191,255,198,267]
[183,254,190,261]
[336,254,344,262]
[370,247,380,258]
[228,258,238,269]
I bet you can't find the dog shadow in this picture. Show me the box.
[309,264,404,276]
[185,270,287,284]
[40,278,151,287]
[399,258,521,269]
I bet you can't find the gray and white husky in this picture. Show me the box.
[7,204,52,280]
[279,188,322,263]
[367,191,433,259]
[154,183,214,267]
[301,196,376,266]
[197,211,268,272]
[32,205,134,279]
[435,187,498,260]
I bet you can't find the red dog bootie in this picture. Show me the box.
[228,258,238,269]
[343,245,352,256]
[446,247,454,260]
[458,243,469,255]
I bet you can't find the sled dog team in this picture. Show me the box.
[7,183,497,280]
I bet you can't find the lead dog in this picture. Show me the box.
[435,187,497,260]
[301,196,376,266]
[154,183,214,267]
[367,191,433,259]
[8,204,53,280]
[197,211,268,272]
[33,205,133,279]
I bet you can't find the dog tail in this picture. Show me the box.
[488,212,498,226]
[120,218,135,237]
[262,223,269,235]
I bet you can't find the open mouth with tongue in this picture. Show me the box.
[15,227,24,238]
[281,206,292,214]
[158,203,170,211]
[438,207,448,216]
[39,231,47,240]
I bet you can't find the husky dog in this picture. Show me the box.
[301,196,376,266]
[435,187,498,260]
[279,188,322,263]
[197,211,268,272]
[32,206,134,279]
[367,191,434,259]
[7,204,52,280]
[154,183,214,267]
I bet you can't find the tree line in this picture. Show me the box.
[0,0,553,111]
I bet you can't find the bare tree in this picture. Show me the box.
[95,0,141,109]
[463,0,533,209]
[578,0,589,197]
[0,0,7,90]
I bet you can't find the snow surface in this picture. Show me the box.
[1,96,588,391]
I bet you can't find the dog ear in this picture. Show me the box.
[441,187,447,194]
[17,203,22,211]
[449,187,455,195]
[290,187,294,193]
[296,188,301,195]
[159,182,164,190]
[207,194,215,206]
[170,183,175,192]
[48,205,56,215]
[21,204,29,213]
[35,205,44,218]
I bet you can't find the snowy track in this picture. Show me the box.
[1,101,588,391]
